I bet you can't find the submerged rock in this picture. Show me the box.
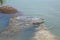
[0,16,44,37]
[0,16,59,40]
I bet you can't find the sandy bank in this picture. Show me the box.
[31,24,59,40]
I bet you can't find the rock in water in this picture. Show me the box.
[0,16,44,37]
[0,6,18,14]
[0,16,59,40]
[0,6,18,32]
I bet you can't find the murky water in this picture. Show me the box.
[0,0,60,40]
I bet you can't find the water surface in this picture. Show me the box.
[1,0,60,40]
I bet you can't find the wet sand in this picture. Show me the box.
[31,24,59,40]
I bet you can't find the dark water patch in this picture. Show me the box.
[13,25,40,40]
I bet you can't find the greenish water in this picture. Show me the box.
[1,0,60,40]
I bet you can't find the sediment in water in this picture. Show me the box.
[31,24,59,40]
[0,16,59,40]
[0,16,44,38]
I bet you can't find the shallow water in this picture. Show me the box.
[1,0,60,40]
